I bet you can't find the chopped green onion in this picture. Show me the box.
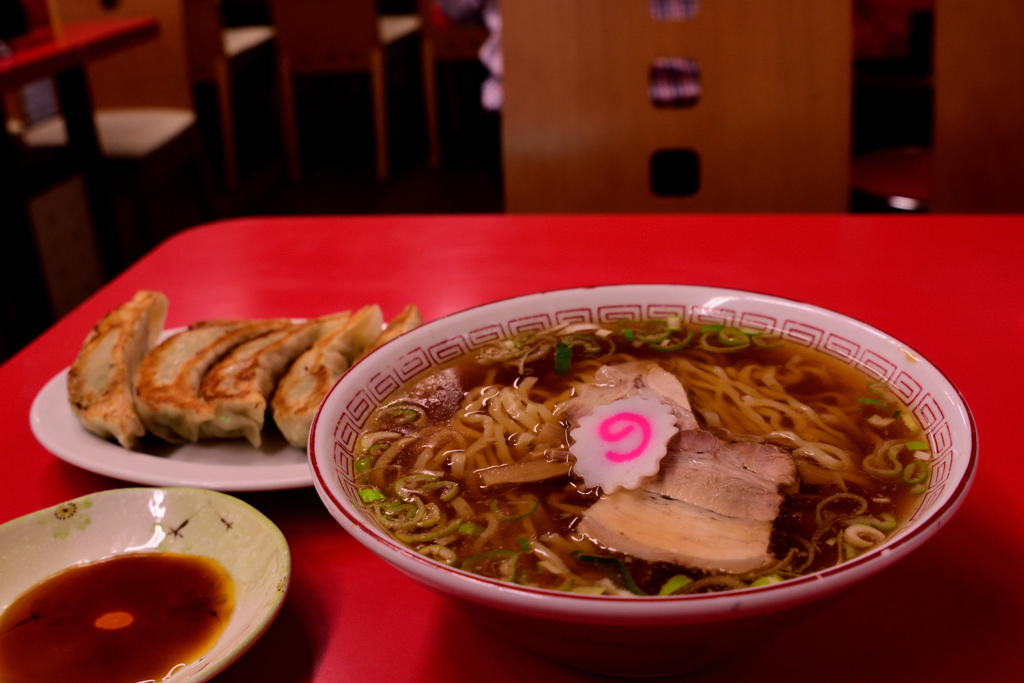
[560,334,602,356]
[573,553,646,596]
[717,327,749,347]
[905,440,929,451]
[862,444,904,480]
[419,480,461,502]
[621,328,635,343]
[354,456,374,472]
[489,498,539,521]
[867,414,896,428]
[857,397,887,407]
[634,328,670,343]
[418,544,458,566]
[849,512,897,531]
[648,328,693,352]
[517,537,532,552]
[698,328,752,353]
[512,331,536,348]
[461,550,519,582]
[387,405,423,425]
[366,441,389,457]
[665,316,682,331]
[750,574,784,587]
[554,343,572,375]
[699,324,724,333]
[902,460,930,486]
[750,333,783,349]
[901,411,922,434]
[358,488,386,503]
[867,381,890,397]
[458,522,484,536]
[570,586,606,595]
[658,575,694,596]
[893,410,902,418]
[394,518,463,543]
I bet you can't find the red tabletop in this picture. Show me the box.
[0,18,159,91]
[1,214,1020,682]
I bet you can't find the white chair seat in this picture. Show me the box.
[222,25,276,58]
[378,14,421,45]
[21,109,197,159]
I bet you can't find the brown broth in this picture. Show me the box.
[0,553,234,683]
[358,324,924,595]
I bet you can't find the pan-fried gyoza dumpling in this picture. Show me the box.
[67,290,169,449]
[271,305,384,447]
[355,304,422,362]
[199,313,352,447]
[134,318,290,443]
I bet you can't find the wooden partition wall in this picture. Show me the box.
[932,0,1024,212]
[502,0,852,212]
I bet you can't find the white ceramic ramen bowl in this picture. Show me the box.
[0,487,290,683]
[308,284,977,676]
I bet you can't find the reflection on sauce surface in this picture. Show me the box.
[0,553,234,683]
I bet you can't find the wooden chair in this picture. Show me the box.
[22,0,212,264]
[182,0,277,188]
[267,0,428,181]
[932,0,1024,212]
[416,0,487,166]
[501,0,853,212]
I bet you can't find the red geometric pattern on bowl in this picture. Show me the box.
[427,337,470,365]
[509,314,554,335]
[368,372,401,402]
[596,304,644,323]
[556,308,596,325]
[781,320,824,348]
[394,347,431,381]
[692,306,737,327]
[821,332,860,362]
[328,300,958,535]
[859,349,898,382]
[737,311,776,332]
[929,420,953,457]
[646,303,687,320]
[467,323,506,346]
[891,370,924,405]
[915,394,945,429]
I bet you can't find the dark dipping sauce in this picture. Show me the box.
[0,553,234,683]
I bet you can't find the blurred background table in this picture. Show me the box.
[0,16,158,357]
[0,214,1020,682]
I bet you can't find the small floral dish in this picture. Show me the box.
[0,488,290,683]
[308,284,977,676]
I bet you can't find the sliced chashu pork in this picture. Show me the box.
[650,430,796,522]
[568,362,797,573]
[134,318,290,443]
[560,361,699,431]
[67,290,168,449]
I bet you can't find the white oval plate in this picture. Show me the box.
[0,487,290,683]
[30,368,312,491]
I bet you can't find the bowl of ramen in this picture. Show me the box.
[308,285,977,676]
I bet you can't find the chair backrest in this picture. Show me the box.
[181,0,224,83]
[49,0,193,110]
[932,0,1024,212]
[416,0,487,62]
[502,0,852,212]
[267,0,378,74]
